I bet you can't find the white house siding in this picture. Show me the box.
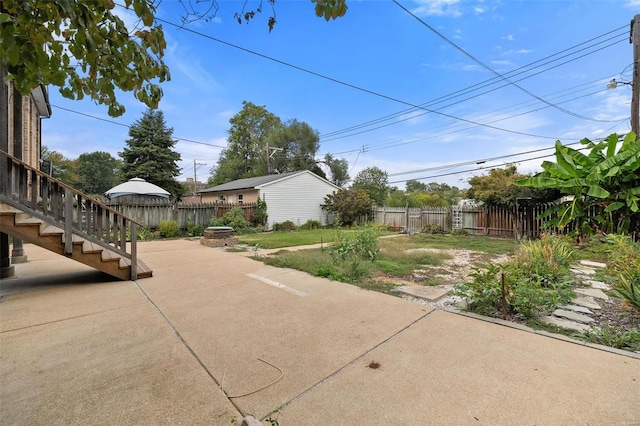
[258,171,339,229]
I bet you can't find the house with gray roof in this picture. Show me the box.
[199,170,341,229]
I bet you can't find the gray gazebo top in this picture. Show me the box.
[105,178,170,199]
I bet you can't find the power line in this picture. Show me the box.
[50,105,227,148]
[151,15,561,141]
[321,27,627,139]
[392,0,617,124]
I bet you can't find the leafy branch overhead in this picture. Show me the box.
[1,0,349,117]
[1,0,169,117]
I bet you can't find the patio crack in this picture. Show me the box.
[132,281,246,416]
[262,308,437,421]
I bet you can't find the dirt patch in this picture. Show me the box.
[405,248,509,286]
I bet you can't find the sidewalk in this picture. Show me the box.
[1,239,638,425]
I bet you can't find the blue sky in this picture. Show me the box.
[43,0,639,189]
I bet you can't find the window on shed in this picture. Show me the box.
[219,195,225,201]
[238,194,243,204]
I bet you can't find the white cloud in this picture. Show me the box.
[475,6,486,14]
[491,60,514,67]
[625,0,640,7]
[505,34,514,41]
[411,0,462,17]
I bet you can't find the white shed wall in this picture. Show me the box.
[259,172,339,229]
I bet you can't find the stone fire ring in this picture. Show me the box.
[200,226,238,247]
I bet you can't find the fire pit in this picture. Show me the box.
[200,226,238,248]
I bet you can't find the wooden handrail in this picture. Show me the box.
[0,150,141,280]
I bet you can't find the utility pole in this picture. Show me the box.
[266,144,282,174]
[631,14,639,136]
[193,160,206,195]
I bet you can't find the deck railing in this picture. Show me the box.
[0,151,140,279]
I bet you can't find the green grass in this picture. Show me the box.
[238,228,394,249]
[255,232,513,297]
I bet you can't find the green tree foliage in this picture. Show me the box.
[322,188,373,226]
[312,0,348,21]
[0,0,169,117]
[1,1,348,117]
[468,164,558,207]
[351,167,389,206]
[268,119,325,178]
[405,180,427,193]
[516,133,640,238]
[76,151,121,195]
[119,109,182,198]
[211,103,327,184]
[41,145,79,186]
[323,153,350,187]
[211,101,282,185]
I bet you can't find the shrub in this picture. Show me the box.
[253,197,268,226]
[421,224,446,234]
[186,219,204,237]
[157,220,180,238]
[513,234,575,286]
[326,229,380,280]
[273,220,297,231]
[604,235,640,315]
[451,228,469,236]
[136,226,153,241]
[210,207,250,233]
[300,219,322,230]
[454,235,576,321]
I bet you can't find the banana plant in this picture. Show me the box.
[516,132,640,238]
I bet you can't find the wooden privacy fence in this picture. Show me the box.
[373,203,570,239]
[107,200,257,230]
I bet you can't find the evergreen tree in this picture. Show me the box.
[119,109,182,198]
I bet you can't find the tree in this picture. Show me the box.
[119,109,182,198]
[268,119,325,178]
[211,101,282,185]
[41,145,79,186]
[1,1,347,117]
[516,133,640,239]
[468,165,558,207]
[405,180,427,193]
[323,153,350,187]
[322,188,373,226]
[351,166,389,206]
[1,0,169,117]
[76,151,122,195]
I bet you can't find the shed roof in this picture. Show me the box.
[199,171,302,193]
[105,178,170,198]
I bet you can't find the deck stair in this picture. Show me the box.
[1,151,151,280]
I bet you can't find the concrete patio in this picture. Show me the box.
[1,239,638,425]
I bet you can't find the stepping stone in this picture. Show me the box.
[571,267,596,276]
[575,288,609,300]
[586,280,610,290]
[571,296,601,310]
[553,309,595,324]
[540,316,591,332]
[558,304,593,315]
[398,285,450,301]
[580,260,607,269]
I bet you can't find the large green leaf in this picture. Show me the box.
[556,143,580,178]
[515,176,562,188]
[605,133,618,158]
[604,202,625,212]
[586,185,610,198]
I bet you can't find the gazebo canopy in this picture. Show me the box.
[105,178,170,199]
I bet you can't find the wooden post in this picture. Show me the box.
[64,188,73,255]
[130,222,137,280]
